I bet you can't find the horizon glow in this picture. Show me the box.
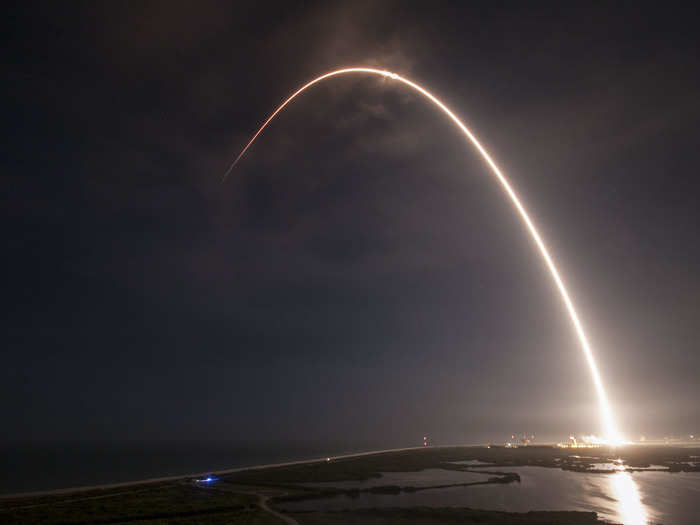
[223,67,623,445]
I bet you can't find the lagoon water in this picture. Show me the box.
[302,468,491,489]
[282,466,700,524]
[4,445,699,524]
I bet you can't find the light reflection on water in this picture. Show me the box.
[281,467,700,524]
[590,462,667,471]
[610,472,647,525]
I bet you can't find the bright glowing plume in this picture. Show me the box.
[223,67,623,445]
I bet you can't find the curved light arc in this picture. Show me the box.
[223,67,622,444]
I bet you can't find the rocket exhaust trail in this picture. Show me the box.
[223,68,623,445]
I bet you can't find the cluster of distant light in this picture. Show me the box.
[555,434,637,449]
[224,67,624,444]
[502,432,535,448]
[582,434,610,445]
[639,433,698,444]
[558,433,700,447]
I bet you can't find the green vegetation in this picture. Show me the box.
[225,444,699,486]
[225,447,496,485]
[107,512,283,525]
[286,507,603,524]
[0,483,283,525]
[2,445,697,524]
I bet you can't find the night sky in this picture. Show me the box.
[3,2,699,450]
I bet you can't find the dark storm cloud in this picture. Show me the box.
[2,1,699,447]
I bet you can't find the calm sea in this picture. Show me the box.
[279,464,700,525]
[0,441,364,495]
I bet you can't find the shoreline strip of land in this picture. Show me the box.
[0,444,445,500]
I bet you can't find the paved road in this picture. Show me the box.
[254,492,299,525]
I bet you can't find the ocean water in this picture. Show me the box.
[5,445,699,524]
[0,441,350,495]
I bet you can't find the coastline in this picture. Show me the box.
[0,445,432,500]
[8,441,692,500]
[4,444,698,524]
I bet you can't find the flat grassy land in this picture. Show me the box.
[291,507,603,524]
[0,483,285,524]
[224,444,700,485]
[2,445,696,523]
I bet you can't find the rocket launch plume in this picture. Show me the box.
[223,68,623,445]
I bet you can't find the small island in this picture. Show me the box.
[3,444,698,524]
